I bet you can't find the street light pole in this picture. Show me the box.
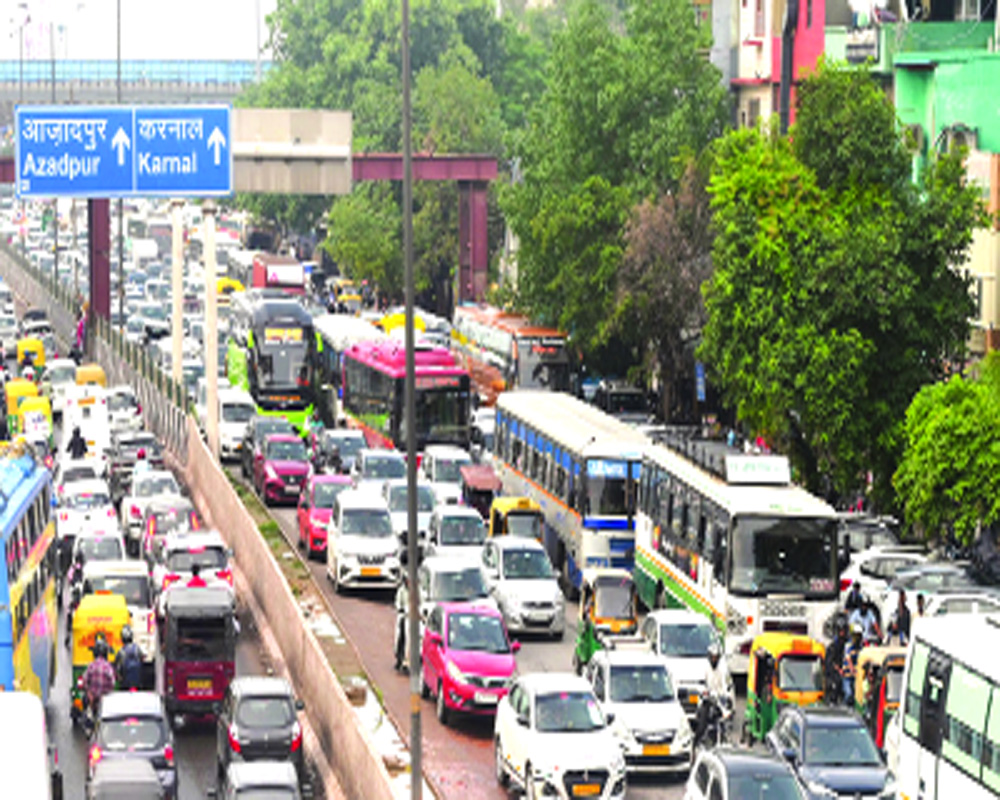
[117,0,124,333]
[50,20,58,286]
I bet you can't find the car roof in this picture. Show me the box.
[146,494,193,511]
[310,473,353,485]
[264,433,302,444]
[709,747,796,777]
[645,609,713,626]
[593,648,667,668]
[229,675,294,698]
[491,536,546,552]
[164,530,225,549]
[420,555,482,574]
[362,448,404,460]
[424,445,472,460]
[437,600,503,619]
[785,705,864,726]
[338,490,391,511]
[134,470,177,483]
[65,478,112,495]
[99,691,164,718]
[433,504,483,520]
[323,428,365,440]
[226,760,299,790]
[520,672,592,695]
[83,559,149,578]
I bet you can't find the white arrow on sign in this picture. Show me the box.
[111,127,131,166]
[207,127,226,166]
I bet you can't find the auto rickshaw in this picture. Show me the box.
[216,277,244,306]
[744,632,825,744]
[16,337,46,377]
[856,645,906,749]
[70,593,131,725]
[75,363,107,388]
[6,377,39,433]
[162,586,236,723]
[15,394,53,452]
[572,568,640,674]
[489,496,544,539]
[460,463,501,520]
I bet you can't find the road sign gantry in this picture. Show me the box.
[15,104,232,198]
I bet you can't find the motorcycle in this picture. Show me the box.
[695,692,733,750]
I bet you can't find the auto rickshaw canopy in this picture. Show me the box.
[460,463,501,518]
[380,311,425,334]
[855,645,906,709]
[579,568,638,630]
[5,378,39,417]
[15,395,53,443]
[217,277,244,297]
[16,337,46,369]
[71,593,131,666]
[75,363,107,387]
[489,496,544,539]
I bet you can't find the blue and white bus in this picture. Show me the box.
[0,444,58,701]
[493,391,647,592]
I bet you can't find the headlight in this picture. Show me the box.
[675,724,693,748]
[805,780,837,798]
[445,660,467,684]
[880,777,897,799]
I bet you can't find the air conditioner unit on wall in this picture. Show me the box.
[904,123,925,154]
[946,124,978,153]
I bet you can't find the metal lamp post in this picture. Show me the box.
[116,0,124,333]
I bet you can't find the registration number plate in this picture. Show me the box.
[188,679,211,690]
[572,785,600,797]
[79,396,96,406]
[643,744,671,756]
[360,566,382,577]
[688,693,699,706]
[285,486,300,494]
[474,692,499,705]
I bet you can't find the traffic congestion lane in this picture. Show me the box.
[266,502,697,800]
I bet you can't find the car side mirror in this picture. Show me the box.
[428,631,443,647]
[516,712,529,727]
[295,699,305,711]
[511,640,521,653]
[781,747,798,764]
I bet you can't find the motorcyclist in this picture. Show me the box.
[825,616,849,705]
[842,623,864,703]
[81,637,116,729]
[694,642,733,746]
[327,443,343,474]
[67,426,88,459]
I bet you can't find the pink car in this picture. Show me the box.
[421,601,519,727]
[297,473,352,559]
[253,433,310,506]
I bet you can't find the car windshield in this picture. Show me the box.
[365,457,406,480]
[223,403,255,423]
[388,485,436,513]
[66,492,112,510]
[78,538,123,560]
[447,612,509,653]
[341,509,393,538]
[727,773,804,800]
[439,516,486,546]
[48,365,76,384]
[506,512,543,539]
[135,476,179,497]
[267,440,307,462]
[108,393,137,412]
[502,548,553,579]
[804,723,881,766]
[535,691,604,733]
[609,664,674,702]
[235,697,294,728]
[431,568,488,601]
[434,458,468,484]
[730,516,838,598]
[99,717,166,751]
[659,623,715,658]
[167,547,226,571]
[313,482,349,509]
[257,419,294,437]
[325,434,364,457]
[778,655,824,692]
[88,575,151,607]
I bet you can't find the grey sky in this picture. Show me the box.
[4,0,278,62]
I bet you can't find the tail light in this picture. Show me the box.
[189,513,201,531]
[216,569,234,587]
[59,512,68,522]
[290,721,302,753]
[107,508,116,517]
[88,745,102,767]
[137,403,143,415]
[163,744,174,765]
[840,578,852,593]
[146,613,154,634]
[130,505,142,520]
[166,665,174,693]
[162,573,181,590]
[227,724,241,753]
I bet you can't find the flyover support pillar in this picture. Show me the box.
[87,198,111,321]
[458,180,489,303]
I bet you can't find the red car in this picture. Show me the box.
[253,434,310,506]
[297,473,352,559]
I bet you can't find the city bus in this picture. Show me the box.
[312,313,388,424]
[227,292,319,432]
[634,430,839,676]
[0,444,58,701]
[492,391,647,593]
[341,339,471,451]
[452,305,573,406]
[892,613,1000,800]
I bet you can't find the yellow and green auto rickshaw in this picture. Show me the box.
[6,377,39,434]
[856,645,906,750]
[743,632,825,744]
[488,496,544,540]
[15,395,54,452]
[70,593,131,725]
[572,568,640,674]
[16,337,46,378]
[75,363,107,388]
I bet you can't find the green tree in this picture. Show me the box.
[894,354,1000,544]
[324,182,402,298]
[700,63,986,503]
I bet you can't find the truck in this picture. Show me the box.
[251,253,305,295]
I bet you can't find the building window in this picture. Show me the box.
[748,99,761,128]
[755,0,766,36]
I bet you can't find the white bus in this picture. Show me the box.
[634,430,839,676]
[893,613,1000,800]
[493,390,647,592]
[0,692,62,799]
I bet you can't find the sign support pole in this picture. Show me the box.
[170,198,184,385]
[203,200,219,461]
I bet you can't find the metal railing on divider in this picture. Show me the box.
[0,241,190,464]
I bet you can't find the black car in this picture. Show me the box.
[215,677,306,782]
[685,746,806,800]
[765,706,893,800]
[308,428,366,475]
[108,431,165,506]
[88,692,178,800]
[240,416,297,480]
[209,762,310,800]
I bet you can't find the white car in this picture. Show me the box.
[119,469,182,555]
[57,478,118,559]
[585,648,693,774]
[41,358,77,416]
[216,389,256,460]
[71,524,127,563]
[381,478,436,549]
[53,457,103,503]
[639,609,722,720]
[425,504,487,560]
[421,444,472,505]
[326,489,402,592]
[350,449,406,491]
[494,673,627,799]
[839,545,928,605]
[106,385,143,433]
[481,537,565,639]
[154,530,234,613]
[923,590,1000,617]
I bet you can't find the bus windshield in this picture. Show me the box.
[415,387,468,448]
[730,516,838,598]
[517,339,571,392]
[585,459,637,517]
[255,326,309,393]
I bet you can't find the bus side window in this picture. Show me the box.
[983,684,1000,790]
[940,661,990,780]
[712,524,727,581]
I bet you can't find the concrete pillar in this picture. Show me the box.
[171,199,184,385]
[87,199,111,319]
[203,201,219,460]
[458,180,489,303]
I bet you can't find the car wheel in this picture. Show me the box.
[494,737,509,787]
[436,681,449,726]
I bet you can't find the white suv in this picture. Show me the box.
[326,489,401,592]
[494,673,626,799]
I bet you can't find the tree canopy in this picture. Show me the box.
[700,62,987,505]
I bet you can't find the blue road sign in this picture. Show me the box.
[695,361,706,403]
[15,104,232,198]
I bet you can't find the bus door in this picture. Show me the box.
[917,650,951,800]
